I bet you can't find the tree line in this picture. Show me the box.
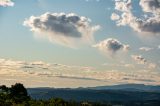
[0,83,111,106]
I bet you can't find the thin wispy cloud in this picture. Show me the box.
[139,47,153,52]
[102,63,135,69]
[0,58,160,87]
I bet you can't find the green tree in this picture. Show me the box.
[0,85,9,92]
[10,83,28,97]
[10,83,30,103]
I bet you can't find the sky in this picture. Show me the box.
[0,0,160,88]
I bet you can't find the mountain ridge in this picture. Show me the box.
[28,84,160,92]
[27,84,160,103]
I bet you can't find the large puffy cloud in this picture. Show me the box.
[93,38,130,54]
[131,55,147,64]
[23,12,100,47]
[111,0,160,35]
[139,0,160,13]
[0,0,14,7]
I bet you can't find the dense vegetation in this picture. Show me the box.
[0,83,111,106]
[1,83,160,106]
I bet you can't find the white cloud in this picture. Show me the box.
[93,38,130,54]
[139,47,153,51]
[0,58,160,87]
[139,0,160,13]
[111,13,120,20]
[23,12,100,48]
[115,0,132,12]
[148,63,157,69]
[131,55,158,71]
[111,0,160,35]
[131,55,147,64]
[102,63,135,68]
[0,0,14,7]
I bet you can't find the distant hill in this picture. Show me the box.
[87,84,160,92]
[27,84,160,104]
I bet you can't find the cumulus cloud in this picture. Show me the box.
[115,0,132,12]
[111,0,160,35]
[111,13,120,20]
[131,55,158,71]
[139,0,160,13]
[131,55,147,64]
[139,47,153,51]
[93,38,130,54]
[0,0,14,7]
[23,12,100,48]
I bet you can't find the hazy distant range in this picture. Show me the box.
[28,84,160,103]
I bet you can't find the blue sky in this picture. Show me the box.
[0,0,160,87]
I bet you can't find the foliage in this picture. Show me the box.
[2,83,159,106]
[0,83,112,106]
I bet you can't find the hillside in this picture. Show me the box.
[28,84,160,105]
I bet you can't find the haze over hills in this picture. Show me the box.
[28,84,160,103]
[87,84,160,92]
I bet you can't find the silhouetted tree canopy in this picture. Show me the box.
[0,83,114,106]
[10,83,28,97]
[0,85,9,92]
